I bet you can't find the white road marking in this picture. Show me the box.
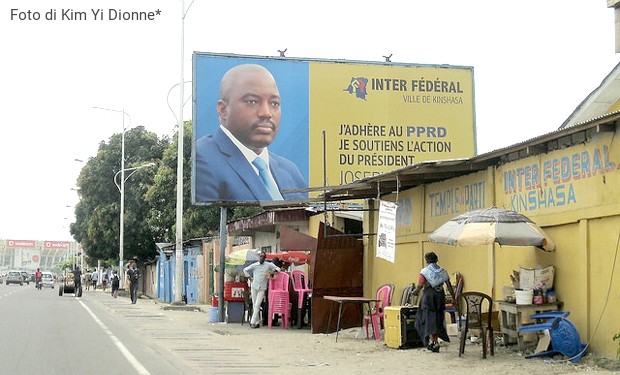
[79,300,151,375]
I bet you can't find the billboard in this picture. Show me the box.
[192,53,475,205]
[14,249,41,269]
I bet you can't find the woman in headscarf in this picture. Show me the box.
[412,252,456,352]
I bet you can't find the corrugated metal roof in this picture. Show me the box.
[560,61,620,129]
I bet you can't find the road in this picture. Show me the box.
[0,283,195,374]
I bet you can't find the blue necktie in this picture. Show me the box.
[252,158,283,200]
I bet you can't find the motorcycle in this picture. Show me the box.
[36,279,42,290]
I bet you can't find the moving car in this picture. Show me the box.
[6,271,24,286]
[41,272,55,288]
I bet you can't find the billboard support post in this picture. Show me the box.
[218,207,227,322]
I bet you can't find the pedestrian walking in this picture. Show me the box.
[111,270,120,298]
[102,270,109,291]
[85,271,91,291]
[92,267,99,290]
[127,262,140,304]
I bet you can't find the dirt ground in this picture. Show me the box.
[201,318,620,375]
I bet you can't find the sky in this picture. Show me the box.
[1,0,619,242]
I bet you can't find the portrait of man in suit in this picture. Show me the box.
[195,63,307,203]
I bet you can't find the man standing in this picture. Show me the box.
[243,252,280,328]
[73,267,82,297]
[195,64,307,202]
[127,262,140,304]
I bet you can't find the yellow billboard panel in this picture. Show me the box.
[309,62,475,189]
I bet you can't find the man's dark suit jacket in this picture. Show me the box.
[195,127,307,202]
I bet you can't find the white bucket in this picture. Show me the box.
[515,289,533,305]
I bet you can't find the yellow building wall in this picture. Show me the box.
[422,169,494,296]
[586,216,620,356]
[371,241,421,302]
[424,169,490,231]
[366,130,620,358]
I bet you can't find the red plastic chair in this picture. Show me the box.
[268,272,290,329]
[365,283,394,340]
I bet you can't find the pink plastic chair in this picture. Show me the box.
[268,271,289,300]
[291,270,312,328]
[291,270,312,309]
[365,283,394,340]
[268,272,290,329]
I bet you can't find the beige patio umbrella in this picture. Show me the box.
[428,207,555,251]
[428,207,555,298]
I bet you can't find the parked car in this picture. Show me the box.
[41,272,55,289]
[20,271,30,285]
[6,271,23,286]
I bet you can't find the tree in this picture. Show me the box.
[70,126,167,263]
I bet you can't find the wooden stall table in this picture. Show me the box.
[323,296,379,342]
[498,301,561,350]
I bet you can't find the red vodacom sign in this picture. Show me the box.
[6,239,36,248]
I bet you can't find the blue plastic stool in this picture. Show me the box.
[518,311,587,363]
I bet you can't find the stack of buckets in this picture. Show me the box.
[209,295,219,322]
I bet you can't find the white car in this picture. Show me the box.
[41,272,55,288]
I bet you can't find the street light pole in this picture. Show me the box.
[113,162,156,287]
[174,0,185,303]
[93,106,132,287]
[120,111,126,287]
[173,0,195,304]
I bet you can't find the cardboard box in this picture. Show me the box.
[519,266,554,290]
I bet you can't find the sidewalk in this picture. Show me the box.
[90,290,284,374]
[87,290,612,375]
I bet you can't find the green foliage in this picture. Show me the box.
[614,333,620,359]
[145,121,220,242]
[55,257,78,272]
[230,206,264,220]
[71,126,166,262]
